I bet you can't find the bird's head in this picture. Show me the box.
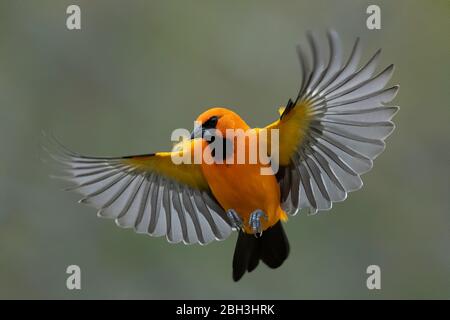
[190,107,249,140]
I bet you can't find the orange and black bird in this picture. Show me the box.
[45,30,399,281]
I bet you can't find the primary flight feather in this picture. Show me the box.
[45,30,399,281]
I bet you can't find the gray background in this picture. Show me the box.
[0,0,449,299]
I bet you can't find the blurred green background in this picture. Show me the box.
[0,0,449,299]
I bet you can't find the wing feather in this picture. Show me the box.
[43,134,232,245]
[266,30,399,215]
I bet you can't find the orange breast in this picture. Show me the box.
[200,136,286,234]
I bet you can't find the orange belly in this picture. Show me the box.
[201,161,285,234]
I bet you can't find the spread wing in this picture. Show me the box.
[265,30,399,215]
[43,134,232,245]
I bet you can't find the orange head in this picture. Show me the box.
[191,107,249,140]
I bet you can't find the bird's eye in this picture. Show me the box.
[203,115,219,129]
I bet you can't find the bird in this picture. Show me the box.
[44,30,399,282]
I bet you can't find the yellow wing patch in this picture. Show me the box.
[121,140,209,190]
[264,100,313,166]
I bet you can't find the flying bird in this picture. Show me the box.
[44,30,399,281]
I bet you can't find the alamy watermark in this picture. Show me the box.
[66,5,81,30]
[366,265,381,290]
[66,265,81,290]
[170,122,280,175]
[366,5,381,30]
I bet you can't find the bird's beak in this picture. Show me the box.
[190,125,204,139]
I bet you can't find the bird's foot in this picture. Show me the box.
[249,209,268,237]
[227,209,244,231]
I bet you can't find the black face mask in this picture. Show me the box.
[190,115,219,139]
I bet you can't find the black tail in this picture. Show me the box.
[232,221,290,282]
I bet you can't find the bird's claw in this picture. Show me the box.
[249,210,268,237]
[227,209,244,231]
